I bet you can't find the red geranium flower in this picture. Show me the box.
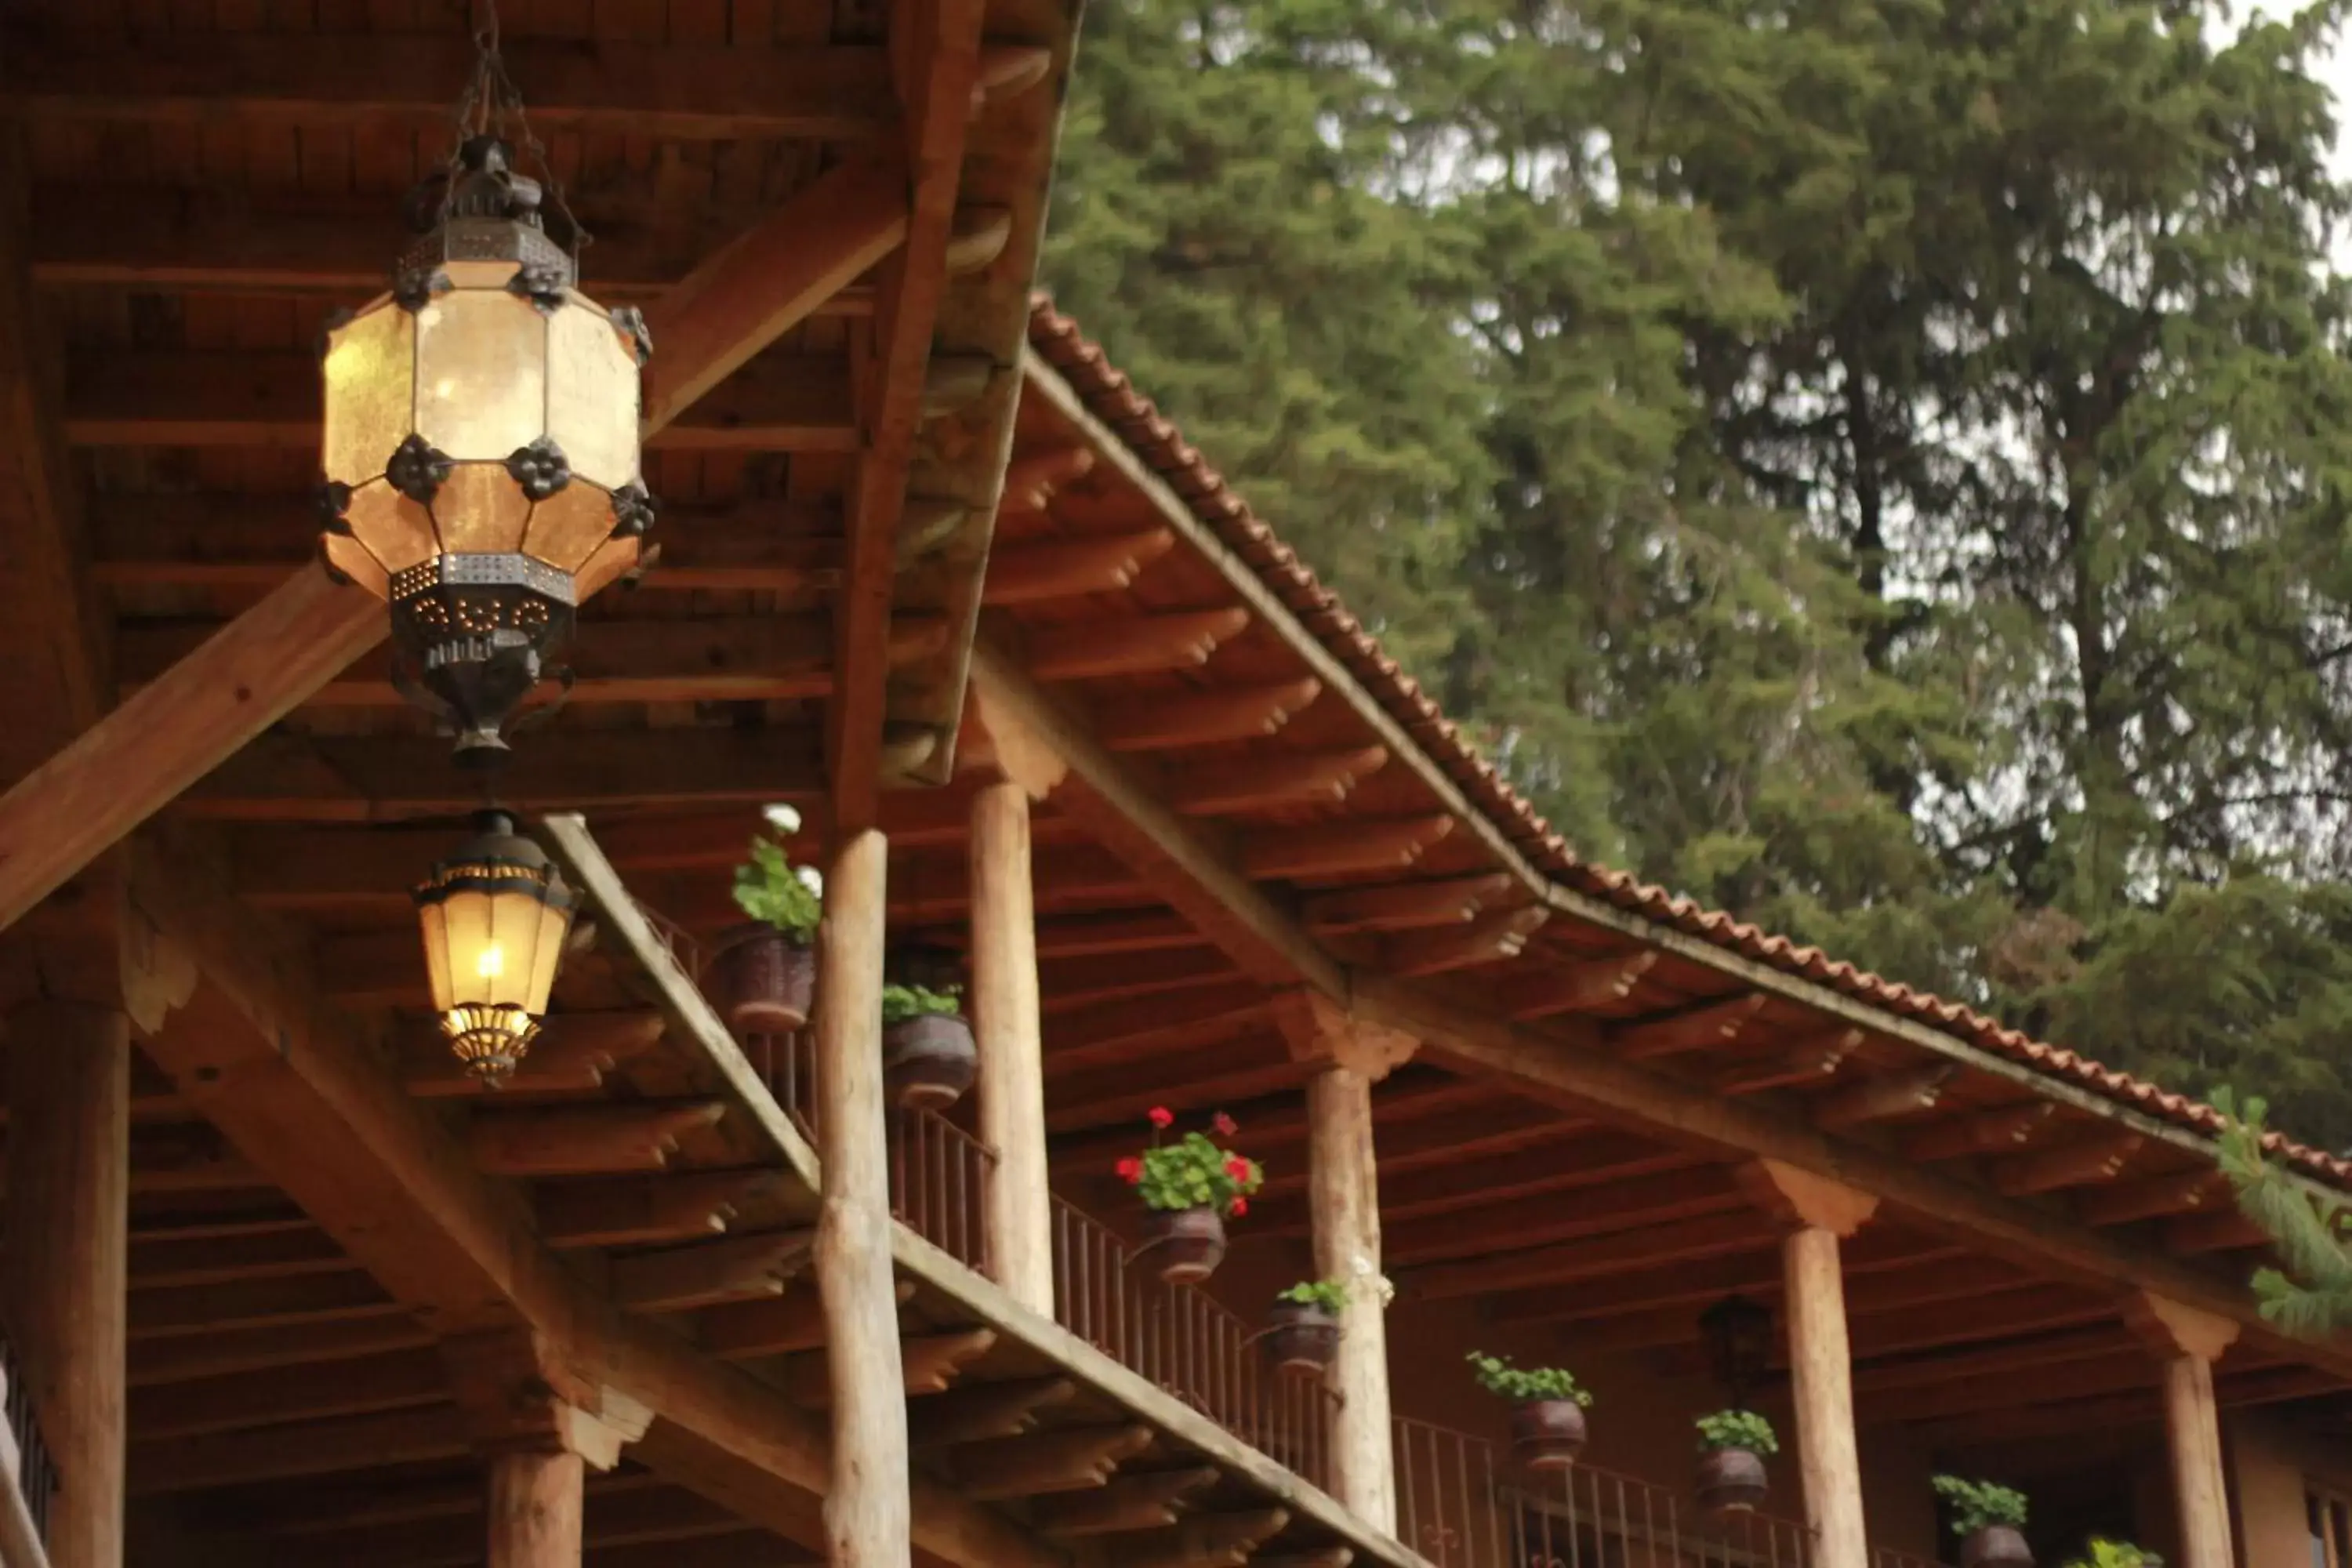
[1212,1112,1238,1137]
[1224,1156,1253,1183]
[1229,1197,1249,1218]
[1147,1106,1174,1130]
[1115,1156,1144,1185]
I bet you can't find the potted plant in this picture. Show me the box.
[1116,1109,1261,1284]
[1265,1280,1345,1373]
[1934,1475,2031,1568]
[2061,1541,2159,1568]
[1693,1410,1777,1516]
[1467,1352,1592,1472]
[881,982,976,1111]
[709,808,821,1034]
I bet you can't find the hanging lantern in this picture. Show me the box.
[316,29,654,764]
[1700,1294,1775,1406]
[414,810,579,1082]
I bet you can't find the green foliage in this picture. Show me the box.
[730,832,821,940]
[1276,1279,1348,1314]
[880,984,963,1027]
[1043,0,2352,1149]
[2212,1087,2352,1334]
[2060,1540,2161,1568]
[1465,1352,1592,1406]
[1933,1475,2028,1534]
[1694,1410,1777,1456]
[1122,1131,1264,1216]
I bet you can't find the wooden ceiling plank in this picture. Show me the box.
[982,531,1175,605]
[1163,746,1390,818]
[129,1345,447,1441]
[1384,906,1549,978]
[1236,816,1454,882]
[1987,1132,2144,1197]
[406,1012,667,1099]
[1091,679,1322,753]
[610,1230,813,1313]
[1502,951,1658,1022]
[1610,992,1766,1061]
[536,1172,788,1250]
[2075,1167,2227,1228]
[1403,1210,1772,1300]
[1300,873,1516,936]
[126,1312,430,1388]
[1812,1063,1958,1129]
[1904,1102,2059,1163]
[127,1404,466,1496]
[1022,611,1253,682]
[467,1102,729,1178]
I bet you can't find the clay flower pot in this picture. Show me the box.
[1263,1301,1341,1374]
[1695,1446,1769,1517]
[707,926,815,1035]
[884,1012,977,1112]
[1961,1526,2033,1568]
[1510,1398,1588,1472]
[1145,1205,1227,1285]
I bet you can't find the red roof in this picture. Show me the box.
[1027,296,2352,1189]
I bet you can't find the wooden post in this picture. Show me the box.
[488,1449,584,1567]
[2,1002,129,1568]
[813,828,912,1566]
[2129,1294,2239,1568]
[1275,993,1414,1534]
[970,779,1054,1314]
[1738,1160,1877,1568]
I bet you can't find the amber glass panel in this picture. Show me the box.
[521,483,617,572]
[432,463,534,555]
[523,898,571,1014]
[413,289,548,461]
[436,885,500,1008]
[320,298,414,485]
[343,481,439,576]
[416,900,456,1014]
[545,292,641,492]
[572,534,641,601]
[321,532,390,600]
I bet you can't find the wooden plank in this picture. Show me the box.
[1987,1132,2143,1196]
[128,1316,434,1388]
[906,1377,1076,1449]
[982,531,1174,605]
[610,1231,813,1312]
[129,1346,445,1440]
[1380,1164,1739,1266]
[1812,1065,1957,1129]
[1301,874,1515,935]
[1022,611,1252,681]
[1610,993,1766,1060]
[1092,680,1321,752]
[1236,817,1453,881]
[695,1279,913,1361]
[1384,906,1548,977]
[1401,1210,1771,1299]
[129,1404,467,1494]
[1117,1510,1289,1568]
[5,34,893,140]
[1030,1469,1219,1537]
[1905,1102,2058,1162]
[775,1330,999,1404]
[469,1102,729,1178]
[1503,951,1659,1021]
[536,1173,786,1250]
[1163,747,1389,818]
[946,1425,1152,1500]
[407,1012,666,1099]
[2075,1167,2226,1228]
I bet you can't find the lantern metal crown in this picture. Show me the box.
[316,13,655,764]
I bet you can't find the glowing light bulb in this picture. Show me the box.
[476,944,506,980]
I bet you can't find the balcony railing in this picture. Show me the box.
[1051,1196,1338,1491]
[1396,1417,1812,1568]
[0,1335,55,1553]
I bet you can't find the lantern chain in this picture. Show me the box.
[442,0,592,263]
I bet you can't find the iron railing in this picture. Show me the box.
[0,1337,54,1544]
[1051,1196,1338,1490]
[1395,1417,1812,1568]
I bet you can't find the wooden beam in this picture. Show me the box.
[907,1377,1077,1449]
[128,1316,434,1389]
[1237,817,1454,881]
[643,151,909,432]
[130,1346,445,1440]
[1163,747,1390,818]
[972,780,1054,1314]
[127,1269,393,1340]
[1988,1133,2143,1196]
[2076,1167,2226,1228]
[1713,1029,1862,1096]
[1611,993,1766,1059]
[1029,1468,1221,1537]
[983,532,1174,605]
[536,1173,786,1250]
[1091,680,1322,752]
[129,1225,347,1289]
[1119,1511,1290,1568]
[1905,1102,2058,1162]
[610,1232,813,1313]
[1812,1064,1957,1129]
[1301,874,1516,935]
[469,1103,729,1178]
[1381,1164,1738,1265]
[776,1330,1000,1404]
[947,1425,1153,1500]
[407,1012,666,1100]
[1023,611,1253,681]
[695,1279,914,1362]
[1384,906,1549,977]
[129,1403,467,1494]
[3,33,894,141]
[1403,1210,1770,1299]
[1502,951,1659,1020]
[2166,1209,2267,1255]
[66,350,855,452]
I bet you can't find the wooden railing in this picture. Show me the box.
[1051,1196,1338,1491]
[0,1336,55,1568]
[1396,1417,1813,1568]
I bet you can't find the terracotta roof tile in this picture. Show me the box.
[1024,296,2352,1189]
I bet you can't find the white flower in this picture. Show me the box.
[763,802,803,833]
[794,865,824,897]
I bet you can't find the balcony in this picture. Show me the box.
[0,1334,53,1568]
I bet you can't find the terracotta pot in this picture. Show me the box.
[1145,1205,1228,1285]
[884,1012,977,1112]
[1263,1301,1341,1374]
[1510,1398,1588,1472]
[708,926,815,1035]
[1695,1446,1769,1517]
[1961,1526,2033,1568]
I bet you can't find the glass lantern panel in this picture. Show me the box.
[572,534,641,601]
[413,289,547,462]
[320,297,414,487]
[442,258,524,291]
[343,481,440,575]
[416,899,456,1014]
[521,482,617,572]
[321,532,391,601]
[437,884,501,1007]
[483,882,547,1017]
[431,461,535,556]
[522,898,573,1014]
[546,293,641,492]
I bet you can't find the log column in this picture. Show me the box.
[1276,993,1416,1535]
[1737,1160,1878,1568]
[488,1450,583,1567]
[443,1330,651,1568]
[2128,1294,2239,1568]
[814,829,912,1566]
[970,778,1053,1314]
[2,1001,130,1568]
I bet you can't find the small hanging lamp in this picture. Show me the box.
[414,810,579,1083]
[315,3,654,763]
